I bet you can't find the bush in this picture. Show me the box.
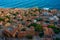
[48,25,56,29]
[55,38,60,40]
[31,14,37,16]
[45,21,49,23]
[28,23,43,32]
[27,20,31,22]
[27,23,37,28]
[0,18,4,21]
[12,14,17,16]
[48,25,60,34]
[7,20,13,23]
[5,16,10,19]
[24,14,28,16]
[26,34,33,39]
[0,26,3,29]
[39,32,44,38]
[53,28,60,34]
[17,18,22,21]
[15,12,19,14]
[35,24,43,32]
[21,28,26,31]
[35,18,43,21]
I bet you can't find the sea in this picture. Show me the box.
[0,0,60,9]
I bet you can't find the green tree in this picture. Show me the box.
[53,28,60,34]
[48,25,56,29]
[48,25,60,34]
[5,16,10,19]
[28,23,43,32]
[35,24,42,32]
[0,18,4,21]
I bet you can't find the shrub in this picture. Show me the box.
[27,23,37,28]
[45,21,49,23]
[0,26,3,29]
[35,18,43,21]
[53,28,60,34]
[55,38,60,40]
[48,25,60,34]
[21,28,26,31]
[0,18,4,21]
[15,12,19,14]
[5,16,10,19]
[39,32,44,38]
[35,24,42,32]
[31,14,37,16]
[12,14,17,16]
[26,34,33,39]
[28,23,43,32]
[24,14,28,16]
[48,25,56,29]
